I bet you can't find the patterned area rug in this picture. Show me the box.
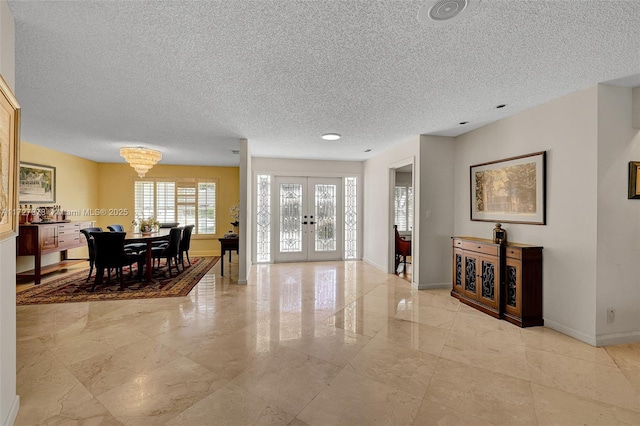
[16,256,220,305]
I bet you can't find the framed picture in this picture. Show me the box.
[470,151,546,225]
[629,162,640,199]
[19,162,56,203]
[0,75,20,242]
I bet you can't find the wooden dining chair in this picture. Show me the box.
[394,225,411,274]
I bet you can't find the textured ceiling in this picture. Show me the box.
[8,0,640,166]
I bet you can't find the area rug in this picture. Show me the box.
[16,256,220,305]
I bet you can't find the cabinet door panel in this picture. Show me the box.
[463,255,477,300]
[478,255,500,310]
[505,258,522,317]
[453,248,464,295]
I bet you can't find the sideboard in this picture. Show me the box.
[452,236,543,327]
[17,221,94,284]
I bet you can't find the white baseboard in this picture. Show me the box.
[416,281,449,290]
[3,395,19,426]
[543,318,597,346]
[362,257,387,273]
[596,330,640,347]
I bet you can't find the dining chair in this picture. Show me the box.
[394,225,412,274]
[108,223,146,253]
[159,222,179,228]
[80,227,103,283]
[151,227,182,277]
[179,224,195,269]
[90,231,145,291]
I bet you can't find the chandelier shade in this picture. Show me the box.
[119,147,162,178]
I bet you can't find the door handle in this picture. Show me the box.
[309,221,315,225]
[303,221,308,225]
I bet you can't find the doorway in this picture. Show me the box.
[392,164,413,281]
[274,176,343,262]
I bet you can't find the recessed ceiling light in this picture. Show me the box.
[231,149,240,154]
[364,149,372,152]
[496,104,506,109]
[321,133,341,141]
[417,0,481,26]
[459,121,469,125]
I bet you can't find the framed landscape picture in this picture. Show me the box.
[19,162,56,203]
[470,151,546,225]
[0,75,20,242]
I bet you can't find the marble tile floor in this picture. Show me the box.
[15,259,640,425]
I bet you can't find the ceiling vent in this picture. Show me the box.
[417,0,481,26]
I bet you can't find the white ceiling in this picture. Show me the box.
[8,0,640,167]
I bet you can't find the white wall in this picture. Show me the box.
[633,86,639,130]
[363,137,420,275]
[596,84,640,345]
[454,87,600,344]
[417,135,455,288]
[239,139,251,284]
[0,1,19,424]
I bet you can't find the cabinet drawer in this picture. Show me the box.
[462,241,498,256]
[452,238,464,249]
[505,246,522,259]
[58,236,81,248]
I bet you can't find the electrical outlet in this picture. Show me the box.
[607,308,615,324]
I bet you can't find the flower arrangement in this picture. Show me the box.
[132,215,159,233]
[229,203,240,228]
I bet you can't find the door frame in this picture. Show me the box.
[273,176,344,263]
[388,158,416,282]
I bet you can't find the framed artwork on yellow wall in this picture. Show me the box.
[19,162,56,203]
[0,74,20,242]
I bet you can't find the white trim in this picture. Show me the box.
[416,281,449,290]
[3,395,19,426]
[543,318,597,346]
[363,256,386,273]
[596,330,640,347]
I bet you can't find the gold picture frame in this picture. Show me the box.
[628,161,640,199]
[0,75,20,242]
[470,151,546,225]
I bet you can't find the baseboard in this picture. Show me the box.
[3,395,19,426]
[362,257,386,273]
[416,281,449,290]
[543,318,597,346]
[596,330,640,347]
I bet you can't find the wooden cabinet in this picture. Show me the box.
[503,245,543,327]
[451,237,501,318]
[17,221,94,284]
[451,236,543,327]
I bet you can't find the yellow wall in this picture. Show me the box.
[18,141,99,271]
[18,142,240,273]
[98,163,239,256]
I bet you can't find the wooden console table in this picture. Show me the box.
[451,236,543,327]
[17,221,94,284]
[218,237,239,276]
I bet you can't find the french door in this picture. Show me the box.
[274,177,343,262]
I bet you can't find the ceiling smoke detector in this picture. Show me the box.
[417,0,481,26]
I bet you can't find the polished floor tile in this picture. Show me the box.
[14,259,640,425]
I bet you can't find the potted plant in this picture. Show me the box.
[132,215,159,234]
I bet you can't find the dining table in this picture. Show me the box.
[124,228,171,282]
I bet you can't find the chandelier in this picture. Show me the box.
[119,147,162,178]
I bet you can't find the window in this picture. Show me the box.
[134,178,217,235]
[394,185,413,232]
